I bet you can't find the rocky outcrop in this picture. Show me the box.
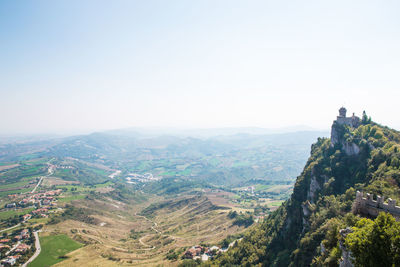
[330,109,361,156]
[331,134,360,155]
[301,201,313,232]
[331,126,341,146]
[343,142,360,156]
[339,228,354,267]
[307,174,321,203]
[302,202,311,217]
[331,125,340,147]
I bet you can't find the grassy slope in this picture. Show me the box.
[40,191,246,266]
[29,234,83,267]
[0,207,35,220]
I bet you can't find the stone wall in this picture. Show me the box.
[336,115,360,128]
[353,191,400,220]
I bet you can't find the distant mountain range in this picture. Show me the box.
[105,125,324,139]
[0,128,328,187]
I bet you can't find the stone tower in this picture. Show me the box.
[339,107,347,117]
[331,107,361,149]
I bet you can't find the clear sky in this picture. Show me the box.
[1,0,400,135]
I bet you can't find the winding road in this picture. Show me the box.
[22,230,41,267]
[133,212,179,250]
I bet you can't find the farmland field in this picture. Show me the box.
[0,130,325,266]
[30,234,83,267]
[0,207,35,220]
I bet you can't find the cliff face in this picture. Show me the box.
[215,112,400,267]
[331,121,361,156]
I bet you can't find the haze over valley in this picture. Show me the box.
[1,1,400,266]
[0,128,326,266]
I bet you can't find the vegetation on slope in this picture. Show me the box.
[213,115,400,266]
[345,212,400,267]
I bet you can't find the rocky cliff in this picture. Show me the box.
[214,110,400,266]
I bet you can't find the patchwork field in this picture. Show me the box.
[0,164,19,171]
[0,131,310,266]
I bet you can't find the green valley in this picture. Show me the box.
[0,129,323,266]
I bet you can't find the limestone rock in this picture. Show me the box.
[343,142,360,156]
[307,174,321,203]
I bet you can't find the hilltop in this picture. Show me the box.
[214,108,400,266]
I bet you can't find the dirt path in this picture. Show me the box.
[133,213,179,251]
[138,236,155,250]
[133,213,158,250]
[0,223,21,233]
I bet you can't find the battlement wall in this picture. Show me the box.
[353,191,400,219]
[336,116,360,128]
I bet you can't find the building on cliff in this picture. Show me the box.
[335,107,360,128]
[330,107,361,155]
[338,191,400,267]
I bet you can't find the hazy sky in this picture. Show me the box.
[1,0,400,135]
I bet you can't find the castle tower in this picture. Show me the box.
[339,107,347,117]
[331,107,360,146]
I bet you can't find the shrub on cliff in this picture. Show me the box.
[345,212,400,267]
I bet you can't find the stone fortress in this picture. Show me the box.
[339,191,400,266]
[335,107,360,128]
[339,191,400,267]
[353,191,400,220]
[331,107,361,155]
[331,108,397,266]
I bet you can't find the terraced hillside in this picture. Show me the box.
[44,193,245,266]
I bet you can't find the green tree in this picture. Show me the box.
[345,213,400,267]
[361,111,371,124]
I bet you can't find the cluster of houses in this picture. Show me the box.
[1,255,20,266]
[254,212,266,223]
[12,189,62,207]
[14,229,29,241]
[53,164,73,169]
[0,188,63,266]
[0,239,10,251]
[0,167,64,266]
[125,172,160,184]
[0,228,32,266]
[236,186,255,195]
[183,245,224,261]
[5,189,62,221]
[184,238,243,261]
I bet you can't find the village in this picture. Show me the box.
[125,172,160,184]
[183,238,243,262]
[0,228,34,266]
[0,187,62,266]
